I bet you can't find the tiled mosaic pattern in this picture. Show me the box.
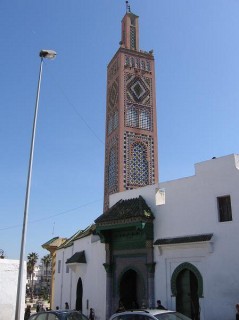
[105,135,119,194]
[124,132,155,189]
[107,78,119,135]
[125,73,151,105]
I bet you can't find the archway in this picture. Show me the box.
[75,277,83,311]
[119,269,139,309]
[171,263,202,320]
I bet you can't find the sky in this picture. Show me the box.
[1,0,239,261]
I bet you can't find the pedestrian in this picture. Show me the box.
[156,300,166,310]
[65,302,69,309]
[236,304,239,320]
[24,305,31,320]
[89,308,95,320]
[56,306,59,310]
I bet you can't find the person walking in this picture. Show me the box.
[24,305,31,320]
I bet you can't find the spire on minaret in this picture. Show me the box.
[126,1,131,13]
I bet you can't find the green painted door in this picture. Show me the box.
[176,269,200,319]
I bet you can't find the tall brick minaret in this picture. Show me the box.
[103,4,158,210]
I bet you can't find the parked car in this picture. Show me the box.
[109,309,192,320]
[28,310,89,320]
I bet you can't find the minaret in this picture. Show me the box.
[103,4,158,210]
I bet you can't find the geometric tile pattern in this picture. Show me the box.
[108,146,117,190]
[126,74,151,105]
[123,131,155,189]
[129,142,148,186]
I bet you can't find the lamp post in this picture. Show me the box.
[15,49,56,320]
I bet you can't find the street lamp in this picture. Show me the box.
[15,49,56,320]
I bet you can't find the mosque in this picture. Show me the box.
[43,6,239,320]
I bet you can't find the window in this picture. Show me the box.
[217,195,232,222]
[57,260,61,273]
[66,265,70,273]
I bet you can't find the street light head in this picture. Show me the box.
[39,49,57,59]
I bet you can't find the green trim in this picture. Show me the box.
[103,263,114,274]
[96,221,146,231]
[146,262,156,273]
[171,262,203,297]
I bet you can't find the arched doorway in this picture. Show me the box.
[75,277,83,311]
[171,263,203,320]
[119,269,138,309]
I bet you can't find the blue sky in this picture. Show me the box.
[1,0,239,260]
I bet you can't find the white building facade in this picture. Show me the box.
[0,259,26,320]
[53,154,239,320]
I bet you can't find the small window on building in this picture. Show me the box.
[57,260,61,273]
[66,265,69,273]
[217,195,232,222]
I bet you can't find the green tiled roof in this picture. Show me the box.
[154,233,213,246]
[57,224,96,250]
[95,196,154,225]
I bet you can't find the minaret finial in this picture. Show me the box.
[126,1,131,13]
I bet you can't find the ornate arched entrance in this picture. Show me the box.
[171,263,203,320]
[119,269,138,309]
[75,277,83,311]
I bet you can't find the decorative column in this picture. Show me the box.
[103,243,114,319]
[146,239,156,308]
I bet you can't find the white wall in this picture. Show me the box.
[54,234,106,320]
[0,259,26,320]
[110,154,239,320]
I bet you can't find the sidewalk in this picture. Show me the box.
[25,297,50,313]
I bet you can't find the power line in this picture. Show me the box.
[0,198,102,231]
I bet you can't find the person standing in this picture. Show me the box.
[65,302,69,309]
[236,304,239,320]
[156,300,166,310]
[24,305,31,320]
[89,308,95,320]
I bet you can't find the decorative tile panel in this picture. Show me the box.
[124,131,155,189]
[125,74,151,105]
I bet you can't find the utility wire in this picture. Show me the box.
[0,198,102,231]
[45,61,105,145]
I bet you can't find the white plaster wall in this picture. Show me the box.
[54,235,106,320]
[0,259,26,320]
[110,154,239,320]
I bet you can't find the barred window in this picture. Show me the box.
[217,195,232,222]
[139,110,150,130]
[130,26,136,49]
[126,107,138,127]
